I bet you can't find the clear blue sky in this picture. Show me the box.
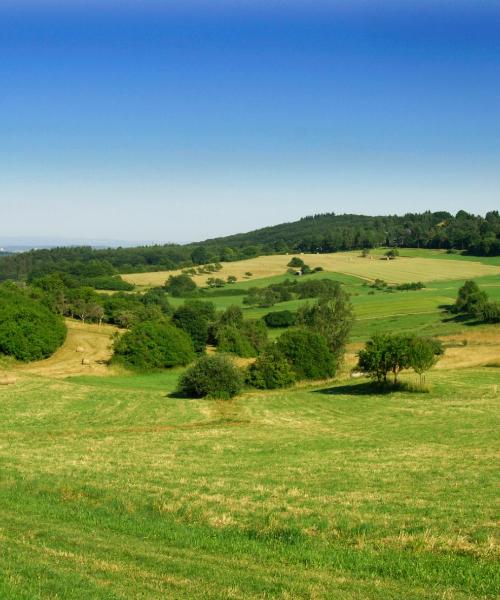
[1,1,499,243]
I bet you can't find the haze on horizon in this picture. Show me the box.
[1,0,499,244]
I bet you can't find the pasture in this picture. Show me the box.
[0,364,498,599]
[122,250,500,288]
[1,252,499,599]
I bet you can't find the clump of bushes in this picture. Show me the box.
[451,280,499,323]
[177,353,243,399]
[263,310,296,328]
[216,326,256,357]
[246,345,296,389]
[368,279,425,292]
[164,274,197,297]
[113,321,195,370]
[276,329,335,380]
[87,275,135,291]
[172,300,216,353]
[0,284,67,361]
[213,307,268,357]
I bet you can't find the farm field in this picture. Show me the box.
[0,362,498,599]
[122,250,500,288]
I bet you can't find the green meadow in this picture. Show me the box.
[0,366,498,599]
[1,250,499,599]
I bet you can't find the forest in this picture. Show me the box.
[1,210,499,282]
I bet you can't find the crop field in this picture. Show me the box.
[0,362,499,599]
[122,250,500,288]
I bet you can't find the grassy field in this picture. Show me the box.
[0,364,498,599]
[122,250,500,288]
[1,252,499,599]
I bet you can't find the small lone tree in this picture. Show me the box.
[358,334,443,386]
[385,248,399,259]
[408,337,439,385]
[287,256,305,268]
[452,280,488,316]
[357,334,410,384]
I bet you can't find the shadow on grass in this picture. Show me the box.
[314,381,403,396]
[438,306,485,327]
[317,378,432,395]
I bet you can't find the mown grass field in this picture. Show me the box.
[1,251,499,599]
[0,365,499,599]
[122,249,500,288]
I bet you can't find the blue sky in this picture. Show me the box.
[1,1,499,243]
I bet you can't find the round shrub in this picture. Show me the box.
[0,287,67,361]
[113,321,195,370]
[264,310,297,328]
[177,353,244,399]
[276,328,334,380]
[246,345,295,389]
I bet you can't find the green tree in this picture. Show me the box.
[276,329,334,380]
[297,284,353,366]
[0,285,67,361]
[177,353,243,399]
[408,337,440,385]
[246,345,296,389]
[452,280,488,316]
[165,274,197,297]
[191,246,211,265]
[113,321,195,370]
[357,334,411,384]
[287,256,304,268]
[263,310,296,328]
[172,301,216,353]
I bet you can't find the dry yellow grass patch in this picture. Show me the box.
[122,252,500,287]
[436,327,500,370]
[15,319,120,378]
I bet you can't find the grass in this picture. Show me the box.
[0,367,498,599]
[122,249,500,288]
[1,260,499,598]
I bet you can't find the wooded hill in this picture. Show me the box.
[1,210,499,281]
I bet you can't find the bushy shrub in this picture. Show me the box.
[177,353,243,399]
[240,319,268,354]
[216,325,256,357]
[287,256,304,268]
[113,321,195,370]
[246,345,295,389]
[276,328,334,380]
[164,274,197,297]
[264,310,297,328]
[0,286,67,361]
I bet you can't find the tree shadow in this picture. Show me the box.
[315,381,403,396]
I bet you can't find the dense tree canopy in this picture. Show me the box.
[1,211,498,282]
[113,321,195,371]
[0,284,67,361]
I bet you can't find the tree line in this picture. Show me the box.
[1,210,498,282]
